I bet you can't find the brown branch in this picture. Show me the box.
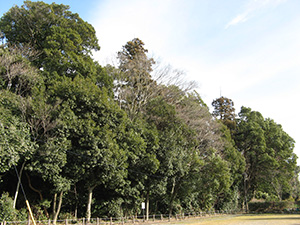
[25,172,49,218]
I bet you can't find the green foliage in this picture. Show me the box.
[212,96,236,131]
[221,187,241,212]
[0,1,298,220]
[0,91,36,175]
[220,124,245,185]
[248,201,297,213]
[193,150,231,210]
[116,38,156,119]
[0,1,100,80]
[235,106,297,204]
[0,193,18,221]
[0,45,42,97]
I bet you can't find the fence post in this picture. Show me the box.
[121,217,124,225]
[110,217,112,225]
[48,219,51,225]
[153,214,155,221]
[82,218,85,225]
[161,214,163,221]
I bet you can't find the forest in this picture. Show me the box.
[0,1,299,223]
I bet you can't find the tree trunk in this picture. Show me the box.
[13,161,25,209]
[168,178,176,216]
[53,191,63,225]
[86,185,96,222]
[243,173,249,213]
[146,191,149,221]
[53,193,57,219]
[74,185,78,219]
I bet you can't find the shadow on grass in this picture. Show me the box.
[245,215,300,221]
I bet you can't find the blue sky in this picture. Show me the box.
[1,0,300,161]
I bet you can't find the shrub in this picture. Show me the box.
[0,192,18,221]
[248,201,297,213]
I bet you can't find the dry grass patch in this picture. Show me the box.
[160,214,300,225]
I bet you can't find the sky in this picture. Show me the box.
[1,0,300,162]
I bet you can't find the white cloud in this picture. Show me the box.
[225,0,287,29]
[225,13,248,29]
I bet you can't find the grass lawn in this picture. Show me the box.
[159,214,300,225]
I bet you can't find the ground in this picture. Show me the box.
[153,214,300,225]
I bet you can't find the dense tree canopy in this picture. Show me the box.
[212,96,236,131]
[0,0,100,80]
[235,107,296,209]
[0,1,298,222]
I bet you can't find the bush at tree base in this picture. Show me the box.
[248,201,300,213]
[0,192,27,221]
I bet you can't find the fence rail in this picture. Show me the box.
[1,210,241,225]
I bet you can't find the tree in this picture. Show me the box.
[215,125,245,210]
[173,93,237,212]
[290,166,300,200]
[234,107,297,209]
[261,118,297,200]
[49,75,129,221]
[19,88,70,219]
[146,96,196,214]
[145,89,222,214]
[118,118,160,218]
[0,2,105,218]
[116,38,156,119]
[0,1,100,80]
[0,90,35,177]
[212,96,236,131]
[235,107,268,210]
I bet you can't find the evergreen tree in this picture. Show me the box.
[212,96,236,132]
[0,1,100,80]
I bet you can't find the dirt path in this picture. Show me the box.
[155,214,300,225]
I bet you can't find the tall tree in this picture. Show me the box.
[235,107,268,210]
[116,38,156,119]
[145,88,228,214]
[234,107,297,209]
[261,118,297,200]
[49,75,128,221]
[0,1,100,80]
[212,96,236,131]
[145,96,196,215]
